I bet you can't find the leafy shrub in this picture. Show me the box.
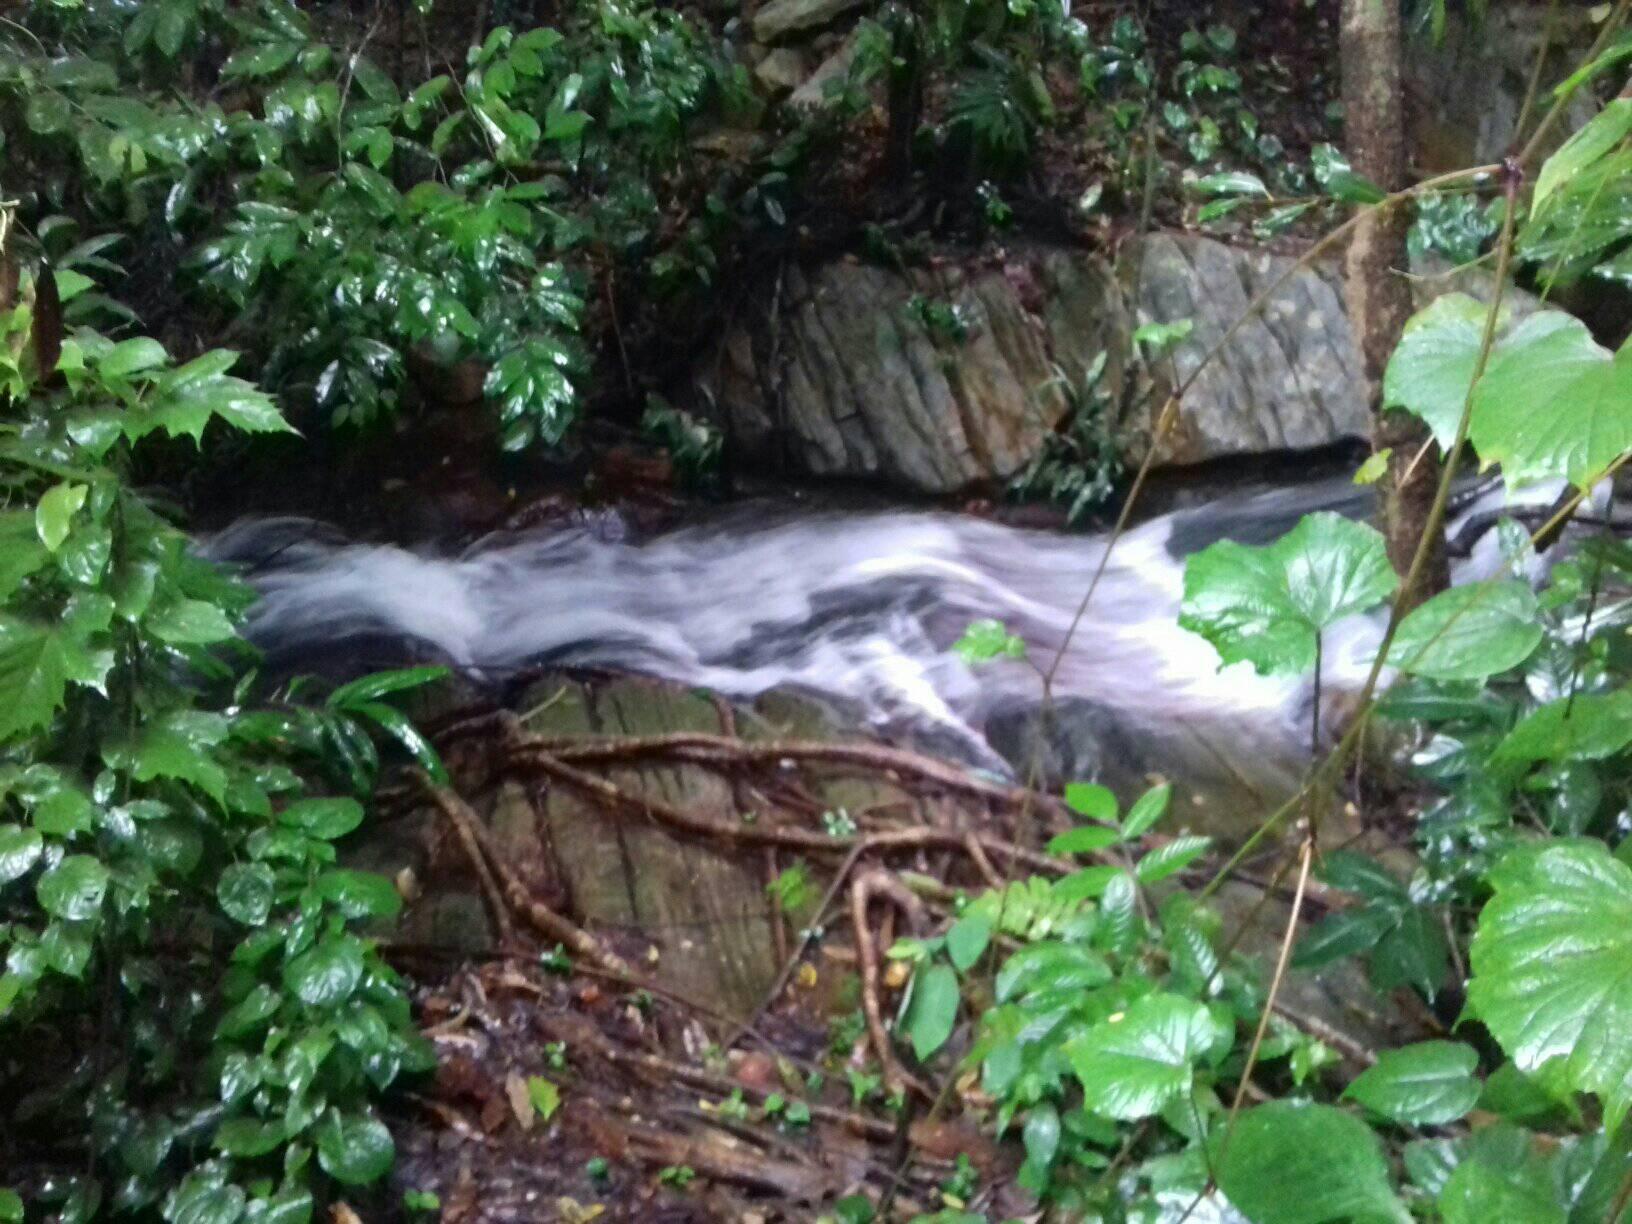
[0,252,431,1217]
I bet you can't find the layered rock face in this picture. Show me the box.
[696,233,1376,493]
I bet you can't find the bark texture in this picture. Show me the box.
[1341,0,1448,597]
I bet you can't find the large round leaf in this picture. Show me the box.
[1180,512,1397,676]
[1065,993,1224,1120]
[1467,841,1632,1130]
[36,854,109,921]
[0,825,44,884]
[283,935,365,1007]
[1388,580,1542,681]
[315,1109,395,1185]
[1214,1101,1409,1224]
[218,863,276,926]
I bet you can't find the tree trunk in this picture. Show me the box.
[1341,0,1448,599]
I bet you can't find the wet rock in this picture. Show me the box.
[751,0,869,43]
[754,46,809,95]
[788,32,861,108]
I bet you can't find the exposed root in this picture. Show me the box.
[418,776,633,978]
[852,868,933,1102]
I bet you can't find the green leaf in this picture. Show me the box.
[945,912,992,971]
[1371,906,1450,1001]
[1344,1041,1480,1126]
[220,40,301,80]
[1467,840,1632,1130]
[1132,319,1195,353]
[1472,314,1632,489]
[213,1116,287,1157]
[36,854,109,921]
[316,869,402,920]
[1136,835,1212,884]
[326,665,448,707]
[1439,1155,1567,1224]
[1048,825,1120,856]
[1388,580,1543,680]
[146,597,237,645]
[1213,1101,1410,1224]
[526,1076,561,1120]
[132,360,295,444]
[1064,782,1118,823]
[1121,783,1172,840]
[903,963,960,1060]
[1533,97,1632,216]
[0,1189,22,1223]
[351,702,449,783]
[284,935,365,1007]
[36,482,86,553]
[1180,512,1397,676]
[280,797,365,840]
[1491,690,1632,771]
[0,512,49,601]
[218,863,276,926]
[98,336,169,379]
[315,1110,395,1185]
[1382,293,1494,450]
[126,711,230,803]
[1295,906,1397,968]
[1023,1101,1061,1169]
[1066,993,1222,1120]
[0,619,108,740]
[0,826,44,883]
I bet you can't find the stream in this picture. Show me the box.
[206,474,1580,805]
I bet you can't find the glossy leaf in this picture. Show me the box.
[315,1110,395,1185]
[1181,512,1397,676]
[903,963,960,1060]
[1344,1041,1480,1125]
[1213,1101,1409,1224]
[1066,993,1223,1120]
[283,936,365,1007]
[36,854,109,921]
[218,863,276,926]
[1388,580,1543,680]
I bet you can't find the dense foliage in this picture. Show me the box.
[4,0,1632,1220]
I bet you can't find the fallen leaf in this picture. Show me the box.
[506,1072,536,1131]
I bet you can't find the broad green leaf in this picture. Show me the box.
[1136,835,1212,884]
[995,941,1112,1002]
[1066,993,1222,1120]
[1344,1041,1480,1125]
[1294,905,1395,968]
[1467,840,1632,1129]
[1122,783,1172,840]
[1064,782,1117,823]
[124,711,231,804]
[36,854,109,921]
[1132,319,1194,353]
[283,935,365,1007]
[1213,1101,1410,1224]
[1180,512,1397,676]
[945,912,992,971]
[36,482,86,553]
[131,362,295,444]
[1491,690,1632,771]
[98,336,169,379]
[220,40,301,80]
[315,1110,395,1184]
[1388,580,1542,680]
[904,963,960,1060]
[0,826,44,883]
[315,869,402,920]
[1382,293,1494,450]
[280,797,365,840]
[0,1189,21,1222]
[1472,314,1632,489]
[0,512,49,602]
[0,617,114,741]
[218,863,276,925]
[1370,906,1451,1001]
[213,1116,287,1157]
[164,1173,247,1224]
[1439,1155,1566,1224]
[146,597,237,645]
[1023,1102,1061,1169]
[1533,97,1632,216]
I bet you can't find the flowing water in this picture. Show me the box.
[206,476,1581,811]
